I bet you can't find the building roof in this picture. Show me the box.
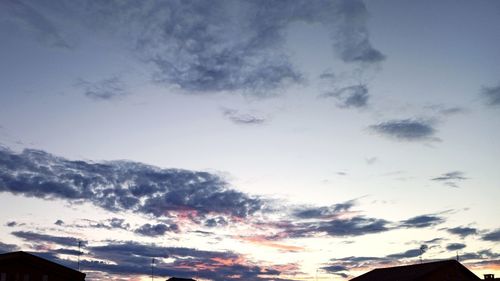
[0,251,85,279]
[166,278,196,281]
[350,260,481,281]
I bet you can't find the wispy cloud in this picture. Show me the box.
[12,231,85,247]
[75,77,128,101]
[482,229,500,242]
[447,226,478,238]
[369,119,437,142]
[400,215,445,228]
[222,108,267,125]
[431,171,467,188]
[321,85,369,108]
[480,83,500,107]
[0,0,72,49]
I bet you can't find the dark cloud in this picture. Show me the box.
[369,119,436,141]
[85,241,294,281]
[75,77,128,100]
[204,216,228,228]
[53,248,82,256]
[11,231,85,247]
[54,219,64,226]
[0,0,72,49]
[431,171,467,188]
[4,0,383,95]
[281,201,394,237]
[0,241,18,253]
[322,264,348,278]
[482,229,500,242]
[6,221,17,227]
[480,83,500,107]
[278,216,390,239]
[0,147,266,222]
[292,201,355,219]
[432,171,467,181]
[322,85,369,108]
[317,217,389,236]
[386,248,422,259]
[447,226,478,238]
[222,109,267,125]
[135,223,178,237]
[446,243,466,251]
[400,215,445,228]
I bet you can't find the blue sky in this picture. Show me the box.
[0,1,499,280]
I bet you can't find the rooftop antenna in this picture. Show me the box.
[456,251,460,262]
[419,245,428,264]
[78,241,82,271]
[151,257,155,281]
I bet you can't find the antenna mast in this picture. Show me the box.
[151,257,155,281]
[78,241,81,271]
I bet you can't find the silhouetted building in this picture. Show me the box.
[166,278,196,281]
[350,260,481,281]
[484,274,500,280]
[0,251,85,281]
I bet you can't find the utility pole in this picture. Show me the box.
[151,258,155,281]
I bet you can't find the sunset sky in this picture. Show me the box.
[0,0,499,280]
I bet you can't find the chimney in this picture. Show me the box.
[484,274,495,279]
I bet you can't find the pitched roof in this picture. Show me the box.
[0,251,85,279]
[350,260,481,281]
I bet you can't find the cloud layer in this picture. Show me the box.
[0,148,266,222]
[1,0,384,95]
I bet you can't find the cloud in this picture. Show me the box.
[330,0,386,63]
[85,241,295,280]
[0,241,18,253]
[446,243,466,251]
[6,221,17,227]
[431,171,467,188]
[279,216,391,239]
[0,0,72,49]
[369,119,436,141]
[8,0,383,95]
[424,104,466,116]
[480,83,500,107]
[78,218,130,230]
[482,229,500,242]
[222,108,267,125]
[135,223,178,237]
[322,85,369,108]
[75,77,128,100]
[447,226,478,238]
[400,215,445,228]
[54,219,64,226]
[204,216,228,228]
[0,147,266,222]
[365,157,377,165]
[292,201,355,219]
[12,231,85,247]
[386,248,422,259]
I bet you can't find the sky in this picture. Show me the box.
[0,0,499,280]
